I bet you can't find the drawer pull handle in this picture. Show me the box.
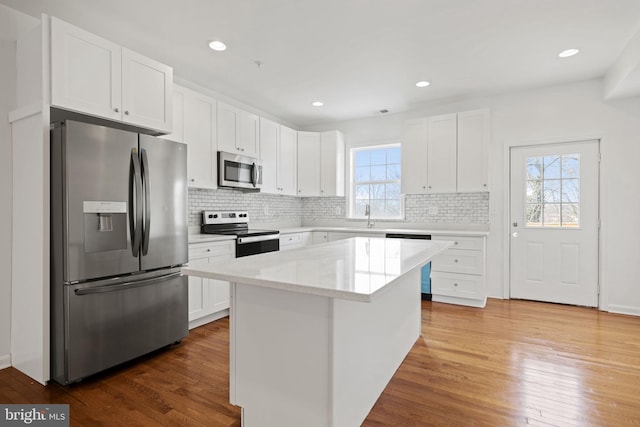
[454,283,458,287]
[454,241,459,245]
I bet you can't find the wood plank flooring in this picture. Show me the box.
[2,299,640,426]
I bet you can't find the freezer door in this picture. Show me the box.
[139,135,188,270]
[59,121,140,282]
[59,269,188,384]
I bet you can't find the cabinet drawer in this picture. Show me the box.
[431,249,484,275]
[431,272,483,300]
[432,235,483,251]
[189,241,235,260]
[280,233,304,246]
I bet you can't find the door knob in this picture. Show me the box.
[513,222,518,227]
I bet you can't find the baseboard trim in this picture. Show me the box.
[189,309,230,330]
[0,354,10,370]
[608,304,640,317]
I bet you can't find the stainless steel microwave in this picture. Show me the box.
[218,151,263,191]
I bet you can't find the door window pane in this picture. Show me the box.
[525,154,580,228]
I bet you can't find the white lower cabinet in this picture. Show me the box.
[311,232,328,244]
[279,232,311,251]
[430,235,486,308]
[187,240,234,328]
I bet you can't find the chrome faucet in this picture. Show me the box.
[365,204,375,228]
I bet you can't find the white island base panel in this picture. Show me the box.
[230,268,421,427]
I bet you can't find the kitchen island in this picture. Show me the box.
[183,237,451,427]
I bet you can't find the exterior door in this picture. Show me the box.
[509,140,599,307]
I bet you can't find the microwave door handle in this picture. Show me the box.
[251,162,257,187]
[129,148,143,257]
[141,148,150,255]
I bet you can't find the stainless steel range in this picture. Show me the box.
[201,211,280,257]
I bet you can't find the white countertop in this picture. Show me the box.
[276,226,489,237]
[183,237,451,302]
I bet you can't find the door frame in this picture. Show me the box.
[502,135,604,309]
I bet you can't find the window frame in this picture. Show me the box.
[347,141,404,220]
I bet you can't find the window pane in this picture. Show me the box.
[544,156,561,179]
[526,204,542,226]
[370,199,384,216]
[386,200,401,217]
[354,200,368,216]
[386,164,400,180]
[562,179,579,203]
[370,184,385,199]
[527,157,542,180]
[355,151,370,167]
[386,183,400,199]
[387,147,401,164]
[370,150,386,165]
[526,180,542,203]
[543,179,561,203]
[562,203,580,227]
[543,203,561,227]
[355,184,370,200]
[355,166,370,182]
[562,154,580,179]
[371,165,386,181]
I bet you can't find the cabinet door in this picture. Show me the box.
[320,131,345,197]
[51,17,121,121]
[279,125,298,195]
[188,258,211,321]
[427,114,457,193]
[239,111,260,158]
[121,48,173,133]
[260,117,279,194]
[217,102,239,153]
[297,132,321,196]
[183,90,217,188]
[209,251,234,312]
[457,109,490,192]
[401,118,428,194]
[311,232,328,244]
[161,86,184,142]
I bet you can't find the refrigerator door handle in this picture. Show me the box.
[129,148,143,257]
[74,272,182,296]
[141,148,151,256]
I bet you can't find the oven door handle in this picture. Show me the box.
[237,234,280,244]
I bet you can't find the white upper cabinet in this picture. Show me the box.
[297,131,321,196]
[457,109,490,192]
[401,118,428,194]
[320,131,345,197]
[217,102,260,158]
[260,118,298,196]
[50,17,172,133]
[181,87,217,188]
[278,125,298,196]
[260,117,280,194]
[401,109,490,194]
[426,113,457,193]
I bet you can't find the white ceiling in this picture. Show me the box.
[3,0,640,127]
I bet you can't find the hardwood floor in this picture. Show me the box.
[2,299,640,426]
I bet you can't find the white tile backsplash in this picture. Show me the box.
[189,189,489,227]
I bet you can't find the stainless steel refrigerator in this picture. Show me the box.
[50,120,188,385]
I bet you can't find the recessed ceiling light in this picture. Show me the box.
[558,48,579,58]
[209,40,227,51]
[312,101,324,107]
[415,81,430,88]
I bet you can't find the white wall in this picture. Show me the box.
[0,4,39,369]
[304,79,640,315]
